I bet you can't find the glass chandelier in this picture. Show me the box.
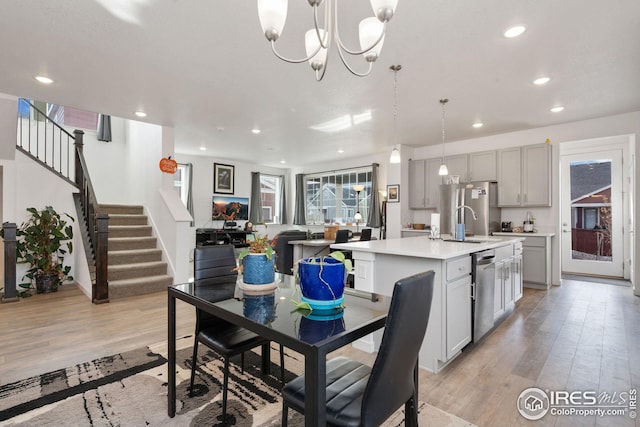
[257,0,399,81]
[438,98,449,176]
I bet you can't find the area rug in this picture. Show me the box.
[0,337,476,426]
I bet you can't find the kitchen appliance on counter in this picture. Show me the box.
[440,182,501,238]
[523,211,535,232]
[501,221,512,232]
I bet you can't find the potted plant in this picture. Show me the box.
[14,206,74,295]
[295,251,352,310]
[236,234,275,285]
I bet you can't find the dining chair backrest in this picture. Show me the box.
[194,244,238,284]
[360,270,435,426]
[359,228,372,241]
[334,229,350,244]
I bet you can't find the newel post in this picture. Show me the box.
[2,222,18,303]
[93,214,110,304]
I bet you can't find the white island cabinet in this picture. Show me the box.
[331,235,523,373]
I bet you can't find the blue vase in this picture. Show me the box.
[242,254,275,284]
[298,257,345,302]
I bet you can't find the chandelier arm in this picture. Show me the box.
[334,3,387,56]
[312,0,331,50]
[335,43,374,77]
[269,41,322,64]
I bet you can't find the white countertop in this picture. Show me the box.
[493,231,556,237]
[331,235,524,260]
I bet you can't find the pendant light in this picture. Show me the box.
[389,65,402,163]
[438,98,449,176]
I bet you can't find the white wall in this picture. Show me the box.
[0,151,92,296]
[404,111,640,291]
[175,152,290,239]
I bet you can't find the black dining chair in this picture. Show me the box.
[281,270,435,426]
[359,228,372,241]
[189,245,284,424]
[334,229,350,243]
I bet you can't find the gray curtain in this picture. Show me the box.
[367,163,381,228]
[293,173,306,225]
[249,172,263,223]
[279,175,288,224]
[97,114,112,142]
[186,163,194,226]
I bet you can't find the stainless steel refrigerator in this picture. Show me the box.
[440,181,501,237]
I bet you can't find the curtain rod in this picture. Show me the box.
[305,163,378,176]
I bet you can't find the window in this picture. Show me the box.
[304,167,372,225]
[174,164,190,206]
[260,174,283,224]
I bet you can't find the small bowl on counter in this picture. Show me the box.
[412,223,426,230]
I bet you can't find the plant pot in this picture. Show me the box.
[242,253,275,285]
[35,273,60,293]
[297,257,346,303]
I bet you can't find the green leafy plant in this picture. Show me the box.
[14,206,74,296]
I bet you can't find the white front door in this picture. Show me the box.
[560,149,624,277]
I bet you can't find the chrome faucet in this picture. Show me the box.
[456,205,478,222]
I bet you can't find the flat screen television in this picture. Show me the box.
[212,196,249,221]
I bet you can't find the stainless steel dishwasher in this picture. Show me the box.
[472,249,496,342]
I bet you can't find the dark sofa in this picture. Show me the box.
[272,230,308,275]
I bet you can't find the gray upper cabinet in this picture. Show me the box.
[468,150,497,182]
[409,158,442,209]
[443,154,468,182]
[497,143,551,207]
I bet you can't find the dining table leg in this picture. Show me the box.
[304,349,326,427]
[167,292,176,417]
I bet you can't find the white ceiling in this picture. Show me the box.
[1,0,639,168]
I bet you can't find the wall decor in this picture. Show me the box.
[387,184,400,203]
[212,196,249,221]
[214,163,234,194]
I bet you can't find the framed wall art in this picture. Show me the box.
[214,163,234,194]
[387,184,400,203]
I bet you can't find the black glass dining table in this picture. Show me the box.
[167,274,390,427]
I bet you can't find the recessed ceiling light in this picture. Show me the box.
[550,106,565,113]
[472,122,484,128]
[252,128,261,135]
[337,148,344,153]
[533,77,551,85]
[34,75,54,84]
[135,111,147,117]
[503,25,526,38]
[199,146,206,151]
[280,159,286,164]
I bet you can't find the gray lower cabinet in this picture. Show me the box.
[445,256,472,359]
[512,254,523,301]
[522,235,552,288]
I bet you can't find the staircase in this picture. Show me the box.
[102,204,173,298]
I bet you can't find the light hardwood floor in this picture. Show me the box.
[1,278,638,426]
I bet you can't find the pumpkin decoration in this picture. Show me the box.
[159,156,178,174]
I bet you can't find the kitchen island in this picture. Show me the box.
[331,235,524,373]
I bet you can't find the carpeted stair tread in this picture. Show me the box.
[107,214,148,226]
[108,261,168,281]
[100,204,144,215]
[108,275,173,299]
[108,225,152,238]
[108,248,162,265]
[108,236,157,251]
